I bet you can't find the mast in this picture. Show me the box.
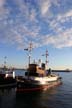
[46,49,49,65]
[24,42,33,65]
[28,42,33,65]
[4,56,7,69]
[42,49,49,69]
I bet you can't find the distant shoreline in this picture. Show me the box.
[52,70,72,72]
[16,69,72,72]
[0,67,72,72]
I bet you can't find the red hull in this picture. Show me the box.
[16,80,62,93]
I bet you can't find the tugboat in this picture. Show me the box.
[0,57,17,89]
[16,43,62,93]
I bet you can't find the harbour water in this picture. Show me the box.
[0,70,72,108]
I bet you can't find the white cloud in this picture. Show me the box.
[49,8,72,36]
[0,0,5,7]
[0,0,9,20]
[29,9,37,22]
[58,9,72,21]
[32,27,72,49]
[56,28,72,48]
[66,10,72,17]
[37,0,61,17]
[40,0,51,15]
[0,0,72,50]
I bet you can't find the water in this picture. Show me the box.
[0,71,72,108]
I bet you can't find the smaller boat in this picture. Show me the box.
[0,67,17,89]
[0,56,17,89]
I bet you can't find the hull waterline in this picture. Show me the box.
[16,79,62,93]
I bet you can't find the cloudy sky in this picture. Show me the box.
[0,0,72,69]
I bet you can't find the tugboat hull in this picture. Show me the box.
[16,77,62,93]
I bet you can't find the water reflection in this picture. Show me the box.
[16,89,58,108]
[0,87,59,108]
[16,92,45,108]
[0,88,16,108]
